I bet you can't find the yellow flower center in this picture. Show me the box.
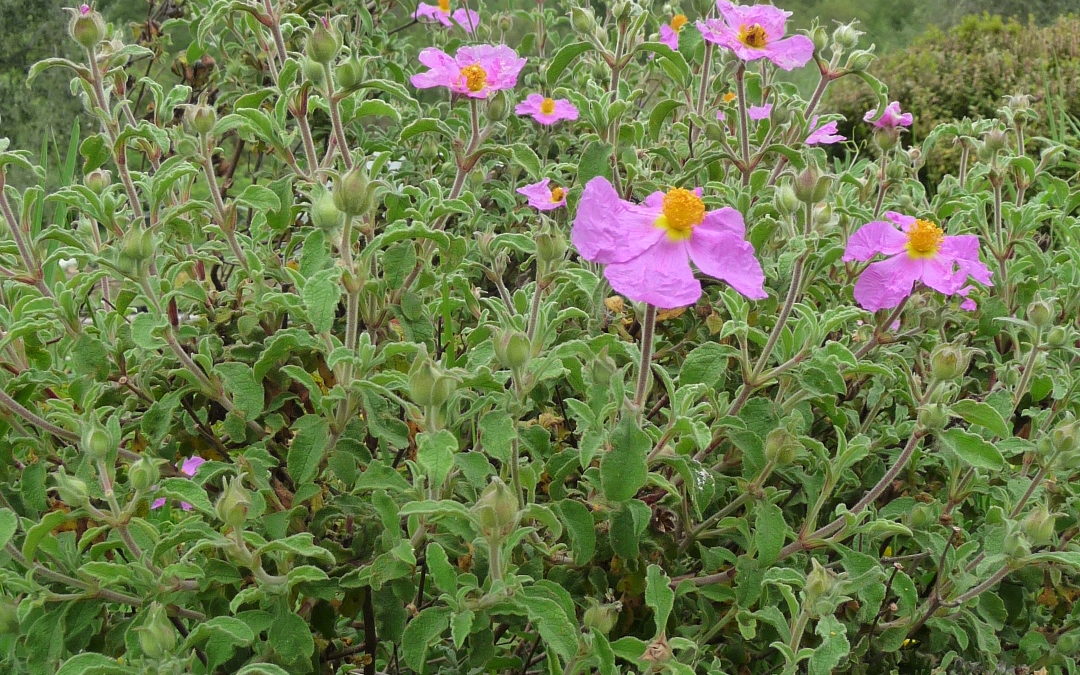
[540,97,556,115]
[722,91,737,103]
[671,14,688,32]
[550,186,565,202]
[438,0,450,11]
[906,219,944,258]
[655,188,705,241]
[738,23,768,49]
[460,64,487,93]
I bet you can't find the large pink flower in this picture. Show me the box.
[571,177,766,308]
[515,94,578,125]
[517,178,567,211]
[696,1,814,71]
[659,14,690,50]
[413,0,479,32]
[748,104,772,121]
[150,456,207,510]
[411,45,525,99]
[843,212,992,311]
[864,101,913,129]
[805,116,845,145]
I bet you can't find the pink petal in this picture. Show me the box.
[179,501,194,511]
[762,35,814,70]
[725,2,790,38]
[941,234,993,287]
[748,104,772,121]
[517,178,565,211]
[960,298,977,311]
[411,48,457,90]
[853,254,923,311]
[805,118,846,145]
[414,4,453,27]
[603,238,701,309]
[919,256,962,295]
[885,211,917,230]
[450,8,479,32]
[572,177,664,264]
[515,93,543,116]
[181,456,207,476]
[700,206,746,238]
[660,25,679,50]
[843,221,909,262]
[716,110,726,121]
[687,225,766,300]
[151,498,166,509]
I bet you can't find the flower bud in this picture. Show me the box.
[215,477,251,528]
[1045,326,1068,348]
[332,166,373,217]
[929,343,969,380]
[582,599,621,635]
[983,128,1008,153]
[301,57,325,85]
[588,346,617,386]
[917,403,948,432]
[810,25,828,53]
[497,13,514,32]
[1005,93,1032,112]
[69,4,106,50]
[832,23,862,50]
[793,166,830,204]
[535,226,567,266]
[611,0,631,21]
[81,424,113,459]
[905,503,935,529]
[570,7,597,34]
[494,329,531,371]
[774,185,799,215]
[1021,504,1055,546]
[1051,417,1079,455]
[408,357,456,408]
[135,604,177,659]
[486,92,510,122]
[185,102,216,136]
[641,635,673,665]
[872,127,900,151]
[0,599,17,635]
[1026,299,1054,330]
[764,427,800,466]
[803,559,836,602]
[472,476,520,537]
[335,55,362,91]
[52,471,90,506]
[705,122,726,142]
[1002,527,1030,561]
[844,49,874,72]
[128,457,160,492]
[120,228,156,266]
[310,190,342,232]
[307,16,341,65]
[84,168,112,193]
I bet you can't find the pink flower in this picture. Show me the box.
[843,212,993,311]
[716,110,726,122]
[411,45,525,99]
[517,178,567,211]
[805,116,846,145]
[659,14,690,50]
[413,0,479,32]
[150,456,207,510]
[571,177,766,308]
[696,1,814,71]
[864,101,913,129]
[748,104,772,121]
[515,94,578,125]
[80,3,91,14]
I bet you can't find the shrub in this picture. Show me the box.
[0,1,1078,674]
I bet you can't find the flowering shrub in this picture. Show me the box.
[0,1,1078,674]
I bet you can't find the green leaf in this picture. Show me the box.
[1027,552,1080,569]
[546,42,594,87]
[402,606,451,671]
[0,508,17,550]
[417,429,457,488]
[236,184,280,212]
[425,542,458,593]
[268,611,314,664]
[645,564,674,637]
[523,596,579,660]
[400,117,454,142]
[479,411,515,463]
[354,99,401,124]
[809,615,850,675]
[288,415,330,485]
[754,501,786,566]
[510,143,542,178]
[303,267,342,334]
[451,610,474,649]
[158,478,214,515]
[23,510,73,561]
[600,417,649,502]
[577,141,613,184]
[556,499,596,565]
[255,533,335,565]
[215,362,264,420]
[186,616,255,672]
[648,99,683,142]
[680,343,737,387]
[949,400,1011,438]
[55,653,133,675]
[939,428,1005,470]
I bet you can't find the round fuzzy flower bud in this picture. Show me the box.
[570,7,597,34]
[121,228,156,265]
[307,16,341,65]
[69,4,106,49]
[582,599,621,635]
[611,0,631,21]
[983,128,1008,153]
[185,102,217,135]
[774,185,800,215]
[905,503,935,530]
[128,457,160,492]
[810,25,828,52]
[84,168,112,193]
[486,91,510,122]
[1045,326,1068,348]
[136,604,177,659]
[1021,504,1055,546]
[764,427,800,465]
[535,227,568,266]
[0,599,17,635]
[301,57,325,85]
[1026,299,1054,330]
[832,23,862,50]
[1051,417,1079,455]
[929,343,969,381]
[332,166,373,217]
[472,476,520,537]
[494,329,531,371]
[803,559,836,602]
[408,358,456,408]
[917,403,948,432]
[497,13,515,32]
[588,346,617,386]
[336,56,362,91]
[215,477,251,528]
[844,49,874,73]
[81,424,113,459]
[310,190,342,232]
[1002,527,1030,561]
[872,127,900,151]
[52,471,90,506]
[793,166,830,204]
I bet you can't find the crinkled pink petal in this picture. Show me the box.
[805,117,846,145]
[643,191,666,210]
[941,234,993,287]
[660,24,679,50]
[604,238,701,308]
[456,44,526,97]
[762,35,814,70]
[414,3,453,27]
[516,95,578,125]
[181,456,207,476]
[179,501,194,511]
[700,205,746,238]
[885,211,917,230]
[748,104,772,121]
[716,110,726,121]
[450,8,480,32]
[865,101,912,128]
[843,221,909,261]
[515,94,543,116]
[919,256,962,295]
[688,224,766,300]
[717,1,789,38]
[151,497,166,509]
[572,177,664,264]
[960,298,977,311]
[853,254,923,311]
[517,178,565,211]
[411,48,458,90]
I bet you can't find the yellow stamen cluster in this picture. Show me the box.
[550,186,565,202]
[460,64,487,93]
[438,0,450,11]
[540,97,556,115]
[656,188,705,240]
[738,23,768,49]
[671,14,688,32]
[722,91,737,103]
[906,219,944,258]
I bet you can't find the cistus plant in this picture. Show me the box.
[0,0,1077,673]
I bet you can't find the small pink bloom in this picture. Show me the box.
[150,456,207,510]
[697,1,814,71]
[517,178,567,211]
[80,4,91,14]
[864,101,913,129]
[957,286,978,311]
[659,14,689,50]
[571,177,766,308]
[411,45,525,99]
[748,104,772,121]
[515,94,578,125]
[716,110,726,122]
[805,116,846,145]
[413,1,479,33]
[843,212,992,312]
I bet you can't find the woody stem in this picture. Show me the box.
[633,304,658,412]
